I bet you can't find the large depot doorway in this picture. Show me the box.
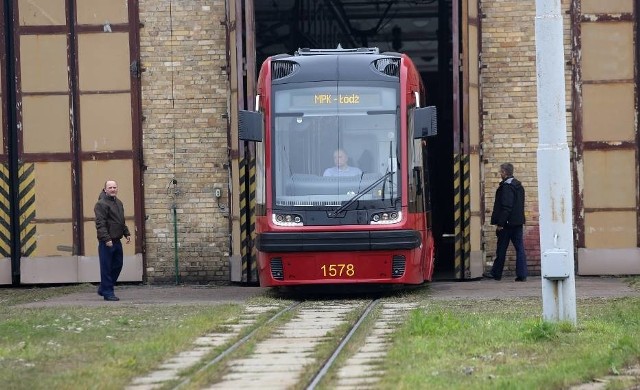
[229,0,483,282]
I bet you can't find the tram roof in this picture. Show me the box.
[269,47,406,84]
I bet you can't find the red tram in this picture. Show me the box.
[239,47,437,287]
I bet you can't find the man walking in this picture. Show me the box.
[483,163,528,282]
[95,180,131,301]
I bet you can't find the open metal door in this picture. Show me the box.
[452,0,482,279]
[228,0,258,283]
[451,0,463,280]
[0,0,143,284]
[461,0,483,278]
[573,0,640,274]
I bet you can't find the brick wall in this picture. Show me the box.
[139,1,230,283]
[480,0,573,276]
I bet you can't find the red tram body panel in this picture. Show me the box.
[239,48,437,287]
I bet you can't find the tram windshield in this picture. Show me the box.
[272,82,400,208]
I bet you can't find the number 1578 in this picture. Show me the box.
[320,264,355,277]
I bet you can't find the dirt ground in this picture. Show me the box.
[17,275,640,308]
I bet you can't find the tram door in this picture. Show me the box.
[0,0,143,285]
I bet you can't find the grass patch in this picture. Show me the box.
[379,297,640,390]
[521,319,574,341]
[0,286,247,390]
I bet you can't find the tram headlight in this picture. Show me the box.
[272,213,304,227]
[370,211,402,225]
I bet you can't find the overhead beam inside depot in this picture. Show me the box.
[254,0,446,75]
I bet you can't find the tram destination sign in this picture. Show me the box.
[288,91,382,107]
[275,87,396,112]
[313,93,379,105]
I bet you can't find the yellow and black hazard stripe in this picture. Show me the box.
[239,155,249,283]
[238,150,258,284]
[454,154,472,280]
[247,154,257,283]
[0,164,10,257]
[0,163,37,258]
[462,154,471,279]
[19,163,36,257]
[453,153,462,279]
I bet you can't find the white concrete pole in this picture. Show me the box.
[535,0,577,324]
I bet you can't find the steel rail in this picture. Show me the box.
[172,301,301,390]
[305,298,380,390]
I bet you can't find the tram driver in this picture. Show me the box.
[323,149,362,177]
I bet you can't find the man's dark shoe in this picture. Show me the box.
[482,271,501,281]
[103,295,120,301]
[515,277,527,282]
[97,289,104,297]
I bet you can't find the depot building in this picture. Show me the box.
[0,0,636,285]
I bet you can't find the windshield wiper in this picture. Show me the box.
[328,171,394,217]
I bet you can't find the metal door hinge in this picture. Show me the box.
[130,60,145,78]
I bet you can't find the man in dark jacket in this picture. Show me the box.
[483,163,528,281]
[95,180,131,301]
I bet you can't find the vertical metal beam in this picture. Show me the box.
[569,0,584,250]
[0,0,10,280]
[451,0,463,279]
[245,0,256,111]
[635,0,640,248]
[4,0,19,284]
[128,0,145,259]
[535,0,577,324]
[226,0,243,282]
[244,0,258,284]
[234,0,255,284]
[67,0,83,257]
[228,0,256,284]
[460,0,471,279]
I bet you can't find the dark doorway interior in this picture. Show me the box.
[253,0,455,280]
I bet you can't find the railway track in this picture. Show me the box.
[127,297,418,390]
